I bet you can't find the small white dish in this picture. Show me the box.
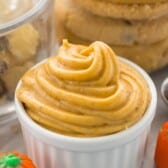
[161,78,168,105]
[15,57,157,168]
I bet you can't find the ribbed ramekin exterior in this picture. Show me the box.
[16,57,157,168]
[22,125,150,168]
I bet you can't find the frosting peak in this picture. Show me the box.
[50,40,119,84]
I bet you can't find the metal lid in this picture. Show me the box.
[0,0,48,35]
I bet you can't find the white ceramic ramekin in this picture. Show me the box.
[15,57,157,168]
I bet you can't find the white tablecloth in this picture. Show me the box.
[1,66,168,168]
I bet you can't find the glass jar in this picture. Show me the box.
[0,109,24,152]
[0,0,55,113]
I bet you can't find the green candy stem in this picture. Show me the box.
[3,154,21,167]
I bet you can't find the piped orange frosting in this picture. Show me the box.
[17,40,150,137]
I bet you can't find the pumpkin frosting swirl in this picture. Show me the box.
[17,40,150,137]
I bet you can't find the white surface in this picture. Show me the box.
[1,66,168,168]
[15,57,157,168]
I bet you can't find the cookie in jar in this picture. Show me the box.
[0,0,55,106]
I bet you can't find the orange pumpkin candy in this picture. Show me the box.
[155,122,168,168]
[0,152,36,168]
